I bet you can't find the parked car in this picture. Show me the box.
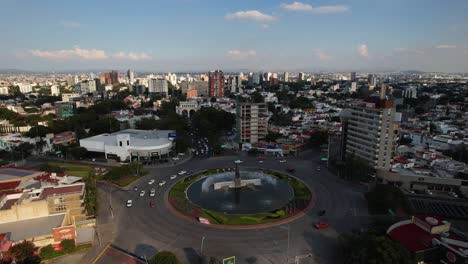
[126,200,133,207]
[150,188,156,197]
[314,222,329,229]
[425,189,433,195]
[279,160,287,163]
[140,190,145,197]
[257,160,264,164]
[148,179,155,185]
[449,191,459,198]
[178,170,187,175]
[318,210,326,216]
[159,181,166,186]
[316,166,321,171]
[170,175,177,180]
[149,201,155,208]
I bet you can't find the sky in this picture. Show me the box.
[1,0,468,72]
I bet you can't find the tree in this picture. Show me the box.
[8,240,40,264]
[135,117,159,130]
[250,91,264,103]
[343,154,372,182]
[150,251,182,264]
[365,184,411,215]
[308,130,329,148]
[265,132,281,142]
[338,230,413,264]
[69,147,88,160]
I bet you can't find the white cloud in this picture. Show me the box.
[112,52,151,61]
[29,46,151,61]
[281,2,349,13]
[260,24,270,29]
[394,48,424,55]
[315,50,331,61]
[281,2,313,11]
[30,46,108,60]
[357,44,369,57]
[436,44,456,49]
[225,10,276,22]
[61,21,80,27]
[226,50,257,59]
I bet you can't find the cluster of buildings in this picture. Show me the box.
[0,166,95,255]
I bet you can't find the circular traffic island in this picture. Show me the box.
[168,168,313,226]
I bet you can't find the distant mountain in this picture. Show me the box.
[400,70,426,74]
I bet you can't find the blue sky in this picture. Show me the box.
[1,0,468,72]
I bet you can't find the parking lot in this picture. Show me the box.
[409,197,468,219]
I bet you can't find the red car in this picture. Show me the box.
[314,222,329,229]
[286,168,296,173]
[149,201,155,208]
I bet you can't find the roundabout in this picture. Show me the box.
[103,151,370,264]
[169,166,312,226]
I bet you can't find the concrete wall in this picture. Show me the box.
[0,200,49,223]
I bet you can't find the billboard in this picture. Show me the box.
[53,225,76,242]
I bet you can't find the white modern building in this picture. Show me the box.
[0,87,8,95]
[79,129,176,162]
[51,85,60,96]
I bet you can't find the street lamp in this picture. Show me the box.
[200,236,206,257]
[276,224,290,264]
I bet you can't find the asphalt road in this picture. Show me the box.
[100,150,369,264]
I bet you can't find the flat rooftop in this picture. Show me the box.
[0,167,39,181]
[81,129,175,148]
[0,214,65,242]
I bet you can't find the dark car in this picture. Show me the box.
[286,168,296,173]
[133,185,139,191]
[318,210,326,216]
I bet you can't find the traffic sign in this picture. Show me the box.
[222,256,235,264]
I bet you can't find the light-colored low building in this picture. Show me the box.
[79,129,176,161]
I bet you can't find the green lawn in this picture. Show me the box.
[42,162,94,177]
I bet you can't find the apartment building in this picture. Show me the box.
[343,87,399,170]
[239,102,268,144]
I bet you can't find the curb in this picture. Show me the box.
[90,242,111,264]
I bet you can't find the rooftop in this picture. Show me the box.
[0,214,65,242]
[0,167,39,181]
[38,184,84,200]
[81,129,175,148]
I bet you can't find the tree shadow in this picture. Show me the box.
[183,247,200,264]
[245,256,258,263]
[134,243,158,260]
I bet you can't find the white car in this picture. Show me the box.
[159,181,166,186]
[150,188,156,197]
[449,191,458,198]
[170,175,177,180]
[234,160,243,164]
[425,189,433,195]
[148,179,155,185]
[140,190,145,197]
[172,157,180,161]
[257,160,264,164]
[126,200,133,207]
[279,160,287,163]
[178,170,187,175]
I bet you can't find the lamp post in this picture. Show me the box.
[200,236,206,257]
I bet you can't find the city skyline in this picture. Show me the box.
[1,0,468,72]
